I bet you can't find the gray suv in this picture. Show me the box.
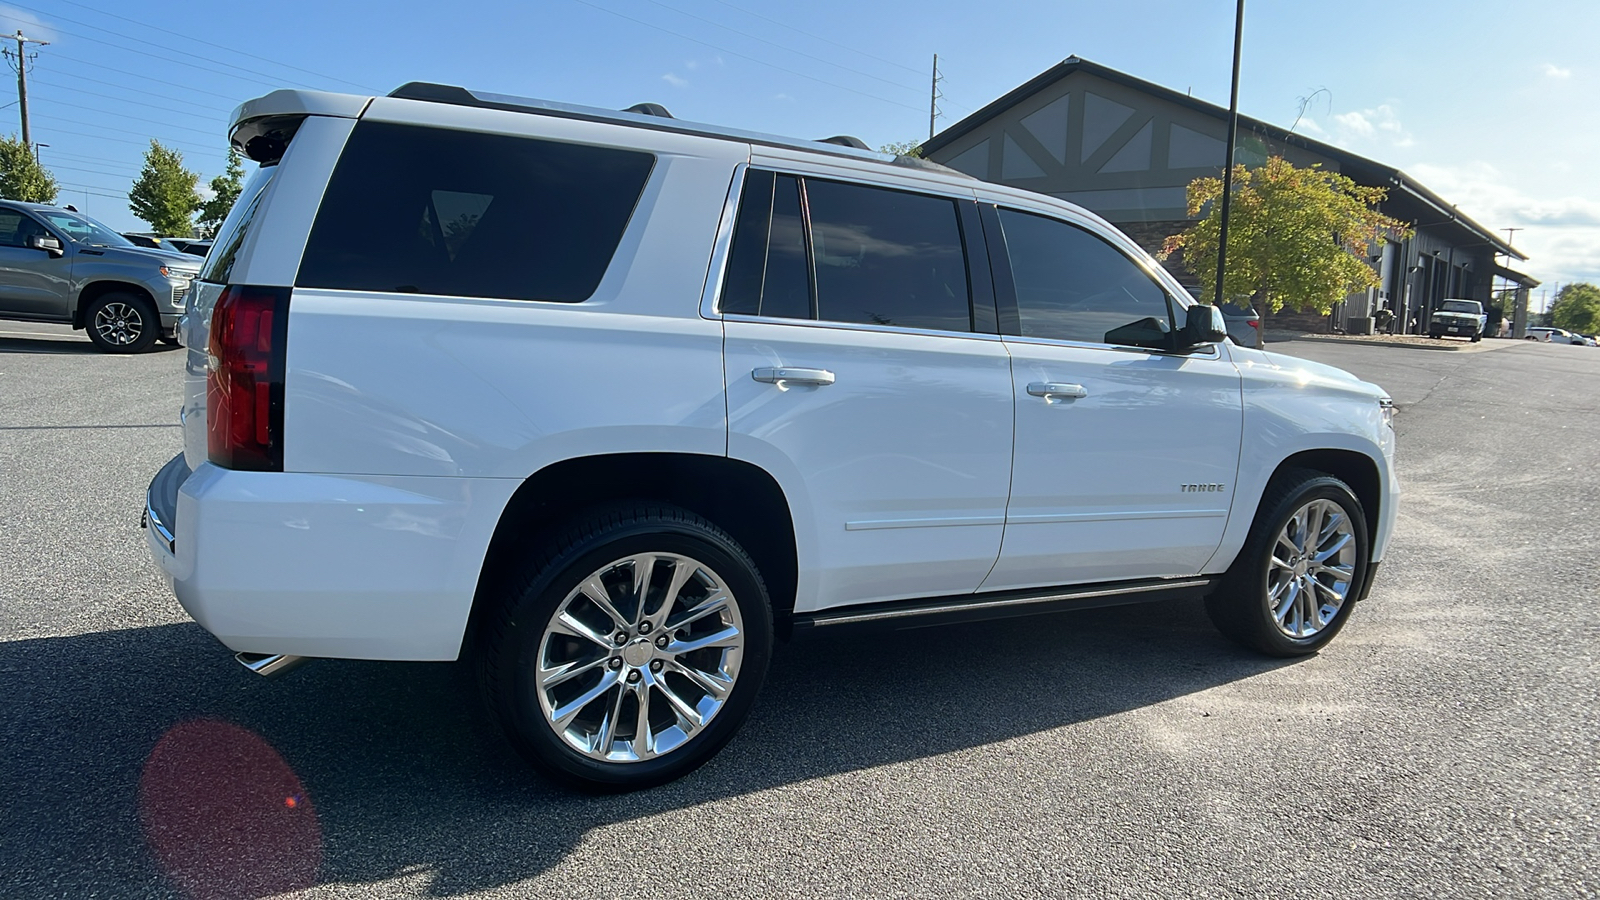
[0,202,201,352]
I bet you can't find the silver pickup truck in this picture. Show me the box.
[0,201,201,352]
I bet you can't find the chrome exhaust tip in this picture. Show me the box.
[235,652,310,678]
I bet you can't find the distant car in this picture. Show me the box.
[167,238,213,257]
[1428,299,1486,342]
[1526,327,1584,344]
[122,233,183,253]
[1218,301,1261,348]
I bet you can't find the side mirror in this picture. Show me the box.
[29,234,63,258]
[1104,316,1172,350]
[1179,304,1228,350]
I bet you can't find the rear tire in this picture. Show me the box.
[83,292,160,354]
[478,503,773,791]
[1206,469,1370,657]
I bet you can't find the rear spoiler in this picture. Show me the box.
[229,90,370,164]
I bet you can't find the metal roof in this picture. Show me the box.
[922,57,1524,260]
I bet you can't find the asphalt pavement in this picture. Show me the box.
[1,322,1595,898]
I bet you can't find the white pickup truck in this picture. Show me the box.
[143,83,1399,790]
[1428,299,1488,342]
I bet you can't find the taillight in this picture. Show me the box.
[207,285,289,471]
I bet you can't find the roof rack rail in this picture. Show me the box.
[623,102,673,119]
[818,135,869,150]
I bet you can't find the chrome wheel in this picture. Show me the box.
[1267,498,1356,639]
[93,301,145,346]
[535,552,745,763]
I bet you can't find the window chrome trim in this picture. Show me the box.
[999,331,1223,360]
[698,162,749,321]
[722,312,1007,343]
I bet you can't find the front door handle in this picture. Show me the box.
[1027,382,1088,401]
[753,367,836,389]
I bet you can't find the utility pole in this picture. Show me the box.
[3,30,49,147]
[929,54,943,142]
[1214,0,1245,309]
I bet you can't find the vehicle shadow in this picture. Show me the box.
[0,601,1291,898]
[0,335,184,355]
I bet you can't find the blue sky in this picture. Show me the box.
[3,0,1595,302]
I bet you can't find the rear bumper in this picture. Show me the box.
[143,453,519,660]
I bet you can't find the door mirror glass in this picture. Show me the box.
[1179,304,1228,349]
[29,234,63,257]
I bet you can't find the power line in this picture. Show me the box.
[33,116,224,154]
[13,5,318,91]
[10,16,300,91]
[638,0,923,95]
[50,55,249,104]
[52,0,381,93]
[44,97,223,138]
[567,0,924,114]
[45,161,135,179]
[33,78,233,120]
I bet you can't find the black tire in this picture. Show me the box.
[1206,469,1370,657]
[83,292,160,353]
[1470,332,1482,343]
[479,503,773,791]
[159,334,182,347]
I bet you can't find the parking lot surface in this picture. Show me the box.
[2,324,1596,898]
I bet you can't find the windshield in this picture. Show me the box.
[1440,300,1481,314]
[36,208,137,249]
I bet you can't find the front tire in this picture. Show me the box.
[1206,470,1370,657]
[479,504,773,791]
[83,292,160,353]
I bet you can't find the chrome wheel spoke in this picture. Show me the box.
[539,655,608,689]
[664,592,730,633]
[653,677,706,728]
[666,658,733,700]
[551,670,621,726]
[578,574,630,630]
[669,624,741,655]
[1313,531,1352,563]
[646,560,699,629]
[550,610,616,650]
[595,680,629,754]
[632,681,655,753]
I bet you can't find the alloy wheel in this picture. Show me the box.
[1267,498,1357,639]
[535,552,745,763]
[93,301,145,346]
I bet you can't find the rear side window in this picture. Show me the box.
[202,164,275,285]
[297,122,654,302]
[720,170,974,333]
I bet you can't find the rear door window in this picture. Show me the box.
[720,170,975,333]
[296,122,655,303]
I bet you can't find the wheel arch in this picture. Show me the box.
[73,280,158,329]
[467,452,799,647]
[1267,448,1381,542]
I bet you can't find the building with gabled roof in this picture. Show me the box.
[922,56,1538,335]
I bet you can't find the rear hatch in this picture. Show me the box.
[181,91,367,472]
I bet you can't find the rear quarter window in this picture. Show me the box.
[296,122,655,303]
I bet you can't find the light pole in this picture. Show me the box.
[1213,0,1245,309]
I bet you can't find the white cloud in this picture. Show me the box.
[1542,63,1572,79]
[685,60,698,71]
[0,4,56,42]
[1330,104,1413,148]
[1411,161,1600,286]
[660,73,689,89]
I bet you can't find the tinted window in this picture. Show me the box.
[297,122,654,302]
[805,179,970,332]
[998,209,1171,344]
[721,171,811,319]
[0,210,28,248]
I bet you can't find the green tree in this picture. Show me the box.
[878,139,923,158]
[1550,282,1600,335]
[129,140,200,236]
[1162,156,1411,313]
[0,135,58,203]
[195,148,244,237]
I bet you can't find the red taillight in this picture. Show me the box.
[1248,320,1260,329]
[207,285,289,471]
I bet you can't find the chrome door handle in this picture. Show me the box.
[753,367,836,389]
[1027,382,1088,401]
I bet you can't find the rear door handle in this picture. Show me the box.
[753,367,836,389]
[1027,382,1088,401]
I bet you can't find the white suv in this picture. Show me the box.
[143,83,1399,790]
